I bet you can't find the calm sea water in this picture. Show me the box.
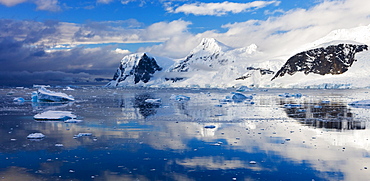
[1,87,370,181]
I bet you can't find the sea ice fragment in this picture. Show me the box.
[27,133,45,139]
[34,111,77,121]
[34,87,74,102]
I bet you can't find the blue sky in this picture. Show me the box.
[1,0,370,86]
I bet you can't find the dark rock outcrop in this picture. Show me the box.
[271,44,368,80]
[108,53,162,86]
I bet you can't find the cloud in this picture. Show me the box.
[97,0,115,4]
[167,1,280,16]
[0,0,27,6]
[144,0,370,59]
[0,0,61,11]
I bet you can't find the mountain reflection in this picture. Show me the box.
[281,100,365,130]
[133,93,160,118]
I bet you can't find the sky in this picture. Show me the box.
[1,0,370,86]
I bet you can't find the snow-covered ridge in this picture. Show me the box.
[107,53,163,87]
[107,24,370,89]
[272,44,368,80]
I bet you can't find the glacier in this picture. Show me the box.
[107,24,370,89]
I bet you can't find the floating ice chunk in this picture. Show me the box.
[278,93,302,98]
[144,98,161,104]
[249,161,257,164]
[204,125,216,129]
[284,104,301,108]
[349,100,370,108]
[34,111,77,121]
[236,86,253,92]
[13,97,25,102]
[63,86,75,91]
[55,144,64,147]
[74,133,92,138]
[35,87,74,102]
[64,119,83,123]
[226,92,253,103]
[169,94,190,101]
[27,133,45,139]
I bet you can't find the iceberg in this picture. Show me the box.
[225,92,253,103]
[27,133,45,139]
[34,87,74,102]
[73,133,92,138]
[144,98,162,104]
[34,111,77,121]
[64,119,83,123]
[169,94,190,101]
[349,100,370,108]
[13,97,25,102]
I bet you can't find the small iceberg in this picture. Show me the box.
[33,87,74,102]
[204,125,216,129]
[349,100,370,108]
[34,111,77,121]
[73,133,92,138]
[13,97,25,103]
[170,94,190,101]
[236,86,253,92]
[224,92,253,103]
[144,98,161,104]
[284,104,302,108]
[64,119,83,123]
[278,93,302,98]
[27,133,45,139]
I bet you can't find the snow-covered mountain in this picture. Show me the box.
[107,24,370,89]
[272,44,368,80]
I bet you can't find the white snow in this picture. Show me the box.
[27,133,45,139]
[35,87,74,102]
[108,24,370,89]
[34,111,77,121]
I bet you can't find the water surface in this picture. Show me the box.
[1,87,370,180]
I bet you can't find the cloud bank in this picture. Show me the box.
[0,0,61,11]
[168,1,280,16]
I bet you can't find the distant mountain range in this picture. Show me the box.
[107,24,370,89]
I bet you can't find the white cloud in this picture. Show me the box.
[0,0,27,6]
[97,0,114,4]
[34,0,60,12]
[148,0,370,59]
[0,0,61,11]
[114,48,131,54]
[168,1,280,16]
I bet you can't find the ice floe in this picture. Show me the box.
[27,133,45,139]
[222,92,253,103]
[144,98,162,104]
[278,93,302,98]
[34,111,77,121]
[64,119,83,123]
[204,125,216,129]
[349,100,370,108]
[13,97,25,102]
[33,87,74,102]
[73,133,92,138]
[169,94,190,101]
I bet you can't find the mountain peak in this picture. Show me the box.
[191,38,231,54]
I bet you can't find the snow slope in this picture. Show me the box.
[107,24,370,89]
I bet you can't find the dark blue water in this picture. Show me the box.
[0,87,369,180]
